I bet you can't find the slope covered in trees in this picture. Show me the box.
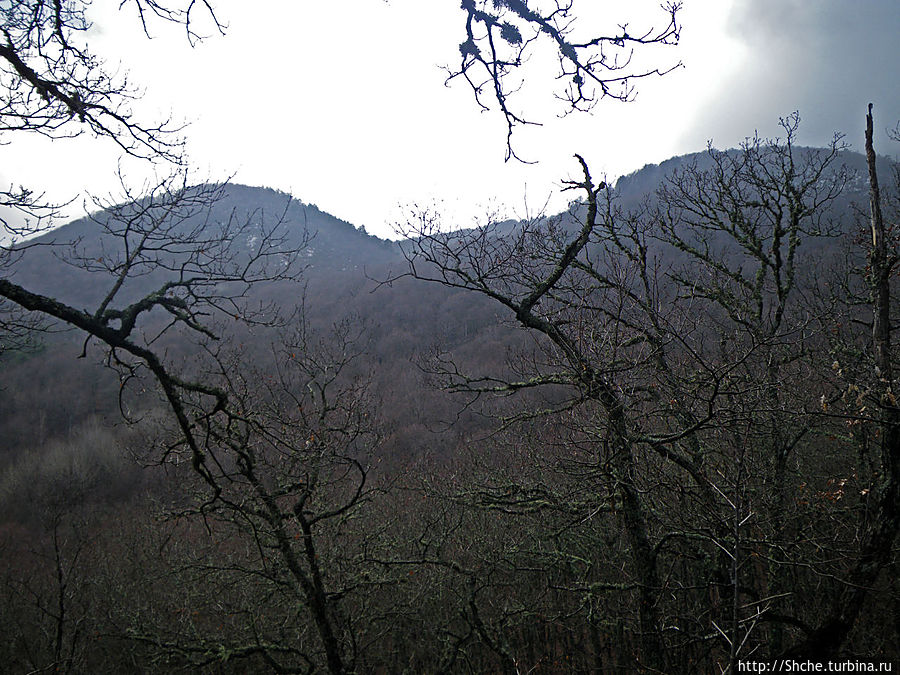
[2,131,899,671]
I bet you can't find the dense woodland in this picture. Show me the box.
[2,1,900,673]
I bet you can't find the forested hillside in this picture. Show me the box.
[2,127,900,671]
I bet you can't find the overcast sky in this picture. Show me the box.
[8,0,900,239]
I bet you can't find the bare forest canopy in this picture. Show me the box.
[2,133,900,672]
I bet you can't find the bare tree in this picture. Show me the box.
[776,104,900,660]
[1,173,309,488]
[394,113,892,669]
[87,316,391,674]
[0,0,224,241]
[655,115,853,659]
[450,0,681,161]
[0,0,220,151]
[396,158,686,671]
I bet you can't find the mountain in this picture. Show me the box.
[0,146,891,463]
[0,182,502,463]
[611,147,886,206]
[2,149,899,672]
[8,183,398,307]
